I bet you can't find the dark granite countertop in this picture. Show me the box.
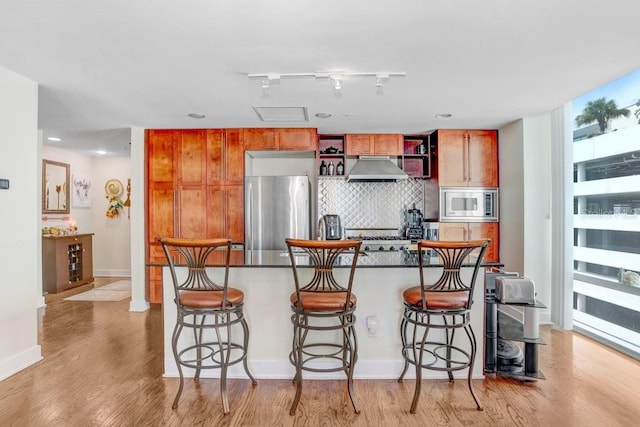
[148,249,502,269]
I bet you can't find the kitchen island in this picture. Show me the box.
[158,250,499,380]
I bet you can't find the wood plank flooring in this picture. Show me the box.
[1,278,639,426]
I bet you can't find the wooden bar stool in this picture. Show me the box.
[398,239,490,413]
[285,238,362,415]
[158,237,257,415]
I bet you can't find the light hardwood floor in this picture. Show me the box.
[1,279,639,426]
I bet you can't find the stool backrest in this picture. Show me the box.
[157,237,232,306]
[417,239,490,310]
[285,238,362,308]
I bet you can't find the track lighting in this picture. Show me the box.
[248,70,405,94]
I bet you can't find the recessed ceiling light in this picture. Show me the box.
[187,113,206,119]
[435,113,453,119]
[96,150,107,155]
[47,137,61,142]
[315,113,332,119]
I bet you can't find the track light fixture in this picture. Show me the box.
[248,71,405,94]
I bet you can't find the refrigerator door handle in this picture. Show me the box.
[246,182,253,251]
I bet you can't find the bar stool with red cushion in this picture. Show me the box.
[158,237,257,415]
[398,239,490,413]
[285,238,362,415]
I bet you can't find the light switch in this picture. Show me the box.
[0,178,9,189]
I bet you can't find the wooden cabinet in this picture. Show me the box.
[146,129,245,303]
[439,222,499,262]
[437,130,498,187]
[243,128,277,150]
[277,128,317,150]
[206,185,244,243]
[345,134,403,156]
[42,234,94,294]
[243,128,317,151]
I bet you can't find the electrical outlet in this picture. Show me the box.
[366,316,378,337]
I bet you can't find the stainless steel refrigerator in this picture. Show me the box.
[244,176,311,250]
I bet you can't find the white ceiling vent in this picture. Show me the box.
[252,106,309,122]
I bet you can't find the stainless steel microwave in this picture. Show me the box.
[439,187,499,222]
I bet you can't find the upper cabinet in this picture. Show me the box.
[436,130,498,187]
[345,134,403,156]
[243,128,317,151]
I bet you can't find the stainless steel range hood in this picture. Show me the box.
[347,156,408,182]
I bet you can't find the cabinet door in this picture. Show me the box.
[277,128,317,150]
[468,222,499,262]
[225,129,245,184]
[373,134,403,155]
[467,130,498,187]
[206,185,244,243]
[176,130,207,185]
[80,235,94,283]
[437,130,467,186]
[206,129,225,184]
[345,134,374,155]
[438,223,468,241]
[226,185,244,243]
[147,130,176,184]
[177,187,207,239]
[243,128,277,150]
[148,188,175,242]
[206,186,226,238]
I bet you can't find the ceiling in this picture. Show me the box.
[2,1,640,157]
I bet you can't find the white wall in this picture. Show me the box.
[522,114,553,312]
[90,156,131,276]
[498,120,525,275]
[0,65,42,380]
[499,114,554,323]
[42,145,93,232]
[42,146,132,276]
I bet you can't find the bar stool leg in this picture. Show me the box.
[216,314,230,415]
[171,322,185,409]
[241,316,257,385]
[410,323,429,414]
[346,319,360,414]
[194,314,205,382]
[398,313,410,382]
[290,313,305,415]
[444,318,455,382]
[464,324,483,411]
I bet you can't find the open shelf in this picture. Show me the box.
[402,135,433,178]
[485,297,546,381]
[317,135,346,176]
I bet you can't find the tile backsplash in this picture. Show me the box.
[317,178,428,232]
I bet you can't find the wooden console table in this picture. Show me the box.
[42,233,94,294]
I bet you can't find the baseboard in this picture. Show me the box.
[129,300,150,312]
[93,269,131,277]
[0,345,43,382]
[163,359,485,380]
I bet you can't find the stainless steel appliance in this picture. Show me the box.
[347,156,408,182]
[244,176,311,250]
[405,203,424,240]
[439,187,499,222]
[423,221,439,240]
[319,214,342,240]
[345,228,410,252]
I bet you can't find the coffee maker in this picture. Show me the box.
[406,203,424,240]
[319,214,342,240]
